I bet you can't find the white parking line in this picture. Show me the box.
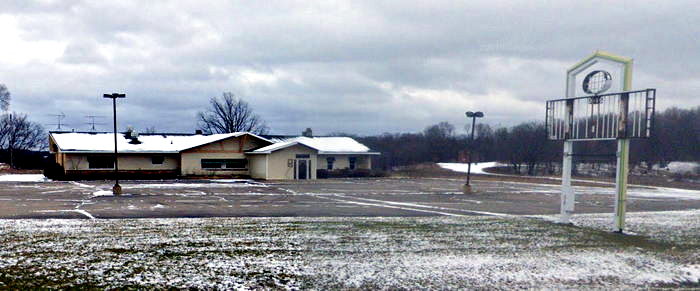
[34,209,95,219]
[319,195,467,217]
[344,196,511,217]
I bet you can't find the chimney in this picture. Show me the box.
[302,128,313,137]
[124,127,133,139]
[195,129,203,135]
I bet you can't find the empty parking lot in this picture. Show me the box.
[2,177,700,219]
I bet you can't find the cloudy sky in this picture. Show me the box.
[1,0,698,136]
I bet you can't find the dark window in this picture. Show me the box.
[151,156,164,164]
[349,157,357,170]
[201,159,247,170]
[88,156,114,169]
[201,160,221,169]
[296,154,310,159]
[326,157,335,170]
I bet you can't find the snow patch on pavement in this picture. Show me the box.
[438,162,502,175]
[122,183,267,189]
[0,174,49,182]
[92,190,114,197]
[663,161,700,174]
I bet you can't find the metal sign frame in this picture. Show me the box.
[553,51,653,233]
[546,89,656,141]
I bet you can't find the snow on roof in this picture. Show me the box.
[261,135,296,143]
[50,132,267,153]
[250,136,379,155]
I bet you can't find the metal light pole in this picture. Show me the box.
[103,93,126,195]
[464,111,484,192]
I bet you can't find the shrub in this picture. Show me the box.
[316,168,386,178]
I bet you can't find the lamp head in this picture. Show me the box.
[466,111,484,118]
[103,93,126,98]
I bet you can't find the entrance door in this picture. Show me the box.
[297,159,308,179]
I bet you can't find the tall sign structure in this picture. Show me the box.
[545,51,656,233]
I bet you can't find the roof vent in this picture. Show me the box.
[125,127,142,144]
[195,129,203,135]
[128,135,142,144]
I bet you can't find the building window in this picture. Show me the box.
[87,156,114,169]
[326,157,335,170]
[349,157,357,170]
[151,156,164,164]
[296,154,310,159]
[201,159,247,170]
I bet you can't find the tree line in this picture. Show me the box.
[357,106,700,175]
[0,86,697,175]
[0,84,45,168]
[0,90,270,169]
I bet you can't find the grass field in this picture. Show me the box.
[1,171,700,289]
[1,210,699,289]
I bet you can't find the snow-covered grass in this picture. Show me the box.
[1,213,699,289]
[437,162,501,175]
[0,174,49,182]
[664,162,700,174]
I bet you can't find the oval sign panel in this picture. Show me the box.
[582,70,612,95]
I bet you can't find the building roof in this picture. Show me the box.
[260,134,298,143]
[248,136,380,155]
[50,131,272,154]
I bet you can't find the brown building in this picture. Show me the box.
[48,130,379,180]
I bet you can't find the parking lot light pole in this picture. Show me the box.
[104,93,126,195]
[464,111,484,190]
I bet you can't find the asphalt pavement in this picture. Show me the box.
[1,177,699,219]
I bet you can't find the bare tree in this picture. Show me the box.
[423,122,457,162]
[143,126,157,134]
[0,84,10,111]
[0,113,45,168]
[197,92,268,134]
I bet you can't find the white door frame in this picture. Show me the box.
[294,158,311,180]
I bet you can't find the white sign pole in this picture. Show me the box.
[613,58,633,233]
[560,60,578,224]
[613,138,630,232]
[560,140,574,223]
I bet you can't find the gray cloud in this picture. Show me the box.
[1,0,698,136]
[59,40,105,64]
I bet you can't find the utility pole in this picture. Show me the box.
[464,111,484,193]
[103,93,126,195]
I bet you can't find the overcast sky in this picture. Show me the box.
[1,0,698,136]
